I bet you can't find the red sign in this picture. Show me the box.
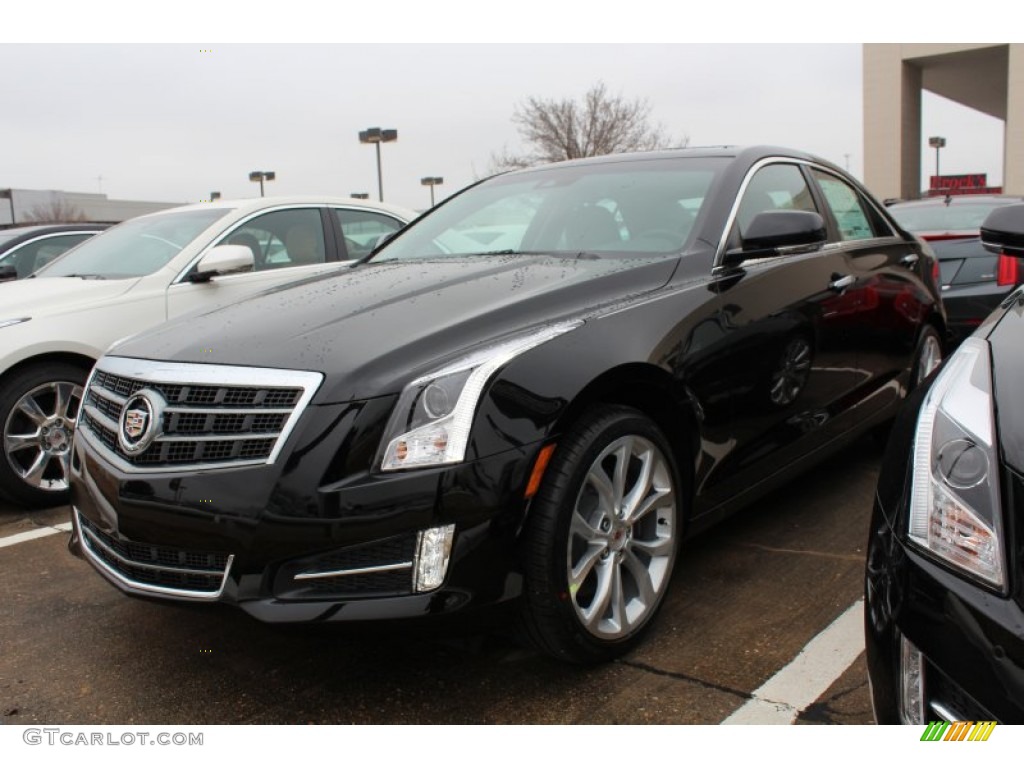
[927,173,1002,196]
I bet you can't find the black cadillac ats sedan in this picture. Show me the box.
[69,146,945,663]
[866,204,1024,721]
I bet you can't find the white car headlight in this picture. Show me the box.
[908,338,1004,588]
[0,317,30,329]
[380,320,581,471]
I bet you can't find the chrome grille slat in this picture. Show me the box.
[75,508,234,601]
[77,357,322,474]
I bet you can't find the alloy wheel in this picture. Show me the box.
[566,434,676,640]
[3,380,83,492]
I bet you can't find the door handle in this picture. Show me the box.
[829,274,856,292]
[900,254,919,267]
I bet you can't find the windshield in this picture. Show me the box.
[36,208,231,279]
[891,200,1014,233]
[371,157,725,262]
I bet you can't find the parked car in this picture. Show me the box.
[888,195,1024,345]
[69,146,945,663]
[0,223,108,281]
[0,197,414,507]
[865,203,1024,724]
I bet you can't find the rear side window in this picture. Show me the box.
[812,170,891,241]
[332,209,404,260]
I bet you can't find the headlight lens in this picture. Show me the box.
[908,338,1004,588]
[380,320,581,471]
[0,317,30,329]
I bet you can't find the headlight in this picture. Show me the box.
[908,338,1004,588]
[0,317,30,329]
[380,320,581,471]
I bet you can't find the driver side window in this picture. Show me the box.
[219,209,326,272]
[736,164,818,236]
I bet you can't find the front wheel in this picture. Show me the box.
[0,361,88,508]
[519,406,682,663]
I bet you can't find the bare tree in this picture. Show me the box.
[491,82,685,171]
[24,195,87,223]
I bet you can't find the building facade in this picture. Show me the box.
[864,43,1024,200]
[0,188,181,227]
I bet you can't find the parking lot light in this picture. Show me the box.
[248,171,276,197]
[359,127,398,202]
[420,176,444,207]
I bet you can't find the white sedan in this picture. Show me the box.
[0,196,415,507]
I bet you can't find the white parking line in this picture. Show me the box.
[721,599,864,724]
[0,521,73,550]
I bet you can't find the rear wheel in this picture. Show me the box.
[0,361,88,508]
[519,406,682,663]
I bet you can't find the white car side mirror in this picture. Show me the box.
[190,245,255,283]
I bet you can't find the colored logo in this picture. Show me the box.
[920,721,996,742]
[117,389,165,456]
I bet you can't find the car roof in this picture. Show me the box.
[496,145,839,177]
[139,196,418,223]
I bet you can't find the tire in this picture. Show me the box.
[518,406,682,664]
[909,325,943,390]
[0,361,88,508]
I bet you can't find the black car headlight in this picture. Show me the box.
[379,321,581,471]
[908,338,1004,588]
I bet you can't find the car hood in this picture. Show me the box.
[0,276,138,318]
[113,254,679,402]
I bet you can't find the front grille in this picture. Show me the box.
[77,357,322,473]
[77,511,232,596]
[274,532,418,600]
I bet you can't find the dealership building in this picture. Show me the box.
[864,43,1024,199]
[0,188,181,228]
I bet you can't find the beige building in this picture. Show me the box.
[863,43,1024,200]
[0,188,181,227]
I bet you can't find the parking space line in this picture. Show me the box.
[720,599,864,724]
[0,521,72,550]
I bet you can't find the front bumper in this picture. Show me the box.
[68,415,539,623]
[865,496,1024,723]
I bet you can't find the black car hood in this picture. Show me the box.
[114,254,679,402]
[988,299,1024,474]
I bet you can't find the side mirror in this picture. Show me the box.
[0,265,16,282]
[189,244,255,283]
[723,210,826,268]
[980,204,1024,256]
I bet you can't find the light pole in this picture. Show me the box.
[358,127,398,202]
[351,193,370,200]
[248,170,276,197]
[420,176,444,207]
[928,136,946,189]
[210,191,221,201]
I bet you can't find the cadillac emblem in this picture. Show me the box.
[117,389,165,456]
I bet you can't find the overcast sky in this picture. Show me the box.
[0,8,1008,211]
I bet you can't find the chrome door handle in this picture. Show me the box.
[900,254,919,267]
[829,274,856,292]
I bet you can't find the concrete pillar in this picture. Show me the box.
[864,45,922,200]
[1005,45,1024,195]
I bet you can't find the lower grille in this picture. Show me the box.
[273,533,418,600]
[76,510,233,600]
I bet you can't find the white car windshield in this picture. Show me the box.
[36,208,231,279]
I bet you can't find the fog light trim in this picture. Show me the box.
[899,634,926,724]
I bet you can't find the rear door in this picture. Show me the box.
[808,168,931,416]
